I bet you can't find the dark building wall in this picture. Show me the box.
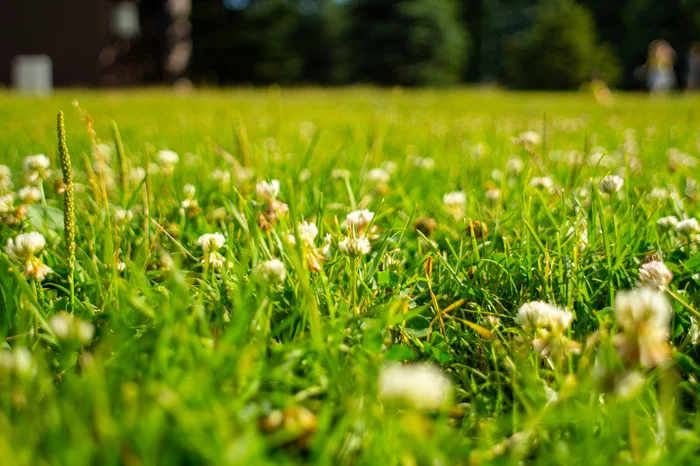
[0,0,105,87]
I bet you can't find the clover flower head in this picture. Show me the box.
[197,233,226,253]
[530,176,555,192]
[657,216,679,231]
[639,261,672,289]
[366,168,390,184]
[17,186,41,205]
[599,174,624,194]
[255,258,287,283]
[515,301,573,332]
[346,209,374,231]
[256,179,280,200]
[157,150,179,167]
[5,232,46,262]
[297,221,318,247]
[338,236,371,257]
[613,288,672,367]
[379,363,452,410]
[443,191,466,208]
[675,218,699,236]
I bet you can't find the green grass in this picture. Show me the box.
[0,88,699,465]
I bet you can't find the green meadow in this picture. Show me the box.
[1,88,699,465]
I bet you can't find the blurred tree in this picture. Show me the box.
[191,0,334,84]
[470,0,537,83]
[342,0,469,86]
[503,0,620,89]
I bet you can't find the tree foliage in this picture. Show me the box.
[503,0,620,89]
[336,0,468,86]
[191,0,333,84]
[188,0,699,89]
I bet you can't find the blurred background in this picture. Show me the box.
[2,0,699,92]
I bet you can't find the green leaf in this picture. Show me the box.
[675,351,700,375]
[384,345,417,361]
[27,204,65,234]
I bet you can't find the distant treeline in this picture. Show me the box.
[190,0,700,89]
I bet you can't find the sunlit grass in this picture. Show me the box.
[0,88,699,465]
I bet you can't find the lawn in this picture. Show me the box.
[1,88,699,465]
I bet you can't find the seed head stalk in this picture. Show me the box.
[57,111,76,311]
[111,120,128,205]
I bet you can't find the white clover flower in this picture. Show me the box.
[211,168,231,185]
[183,184,196,199]
[157,150,180,167]
[519,131,542,146]
[587,149,616,168]
[639,261,672,289]
[114,209,134,226]
[5,232,52,280]
[515,301,574,332]
[197,233,226,252]
[614,287,671,368]
[49,313,94,345]
[206,252,225,269]
[366,168,390,184]
[506,157,524,174]
[516,301,578,360]
[23,154,51,184]
[657,216,679,231]
[675,218,699,237]
[181,198,199,211]
[379,363,452,410]
[381,161,397,174]
[5,232,46,262]
[17,186,41,204]
[599,175,624,194]
[285,232,297,246]
[346,209,374,231]
[485,188,500,201]
[331,169,350,179]
[564,150,584,165]
[256,180,280,200]
[197,233,226,269]
[0,347,34,378]
[320,233,332,259]
[647,188,669,201]
[338,236,371,257]
[23,154,50,172]
[24,258,53,281]
[0,193,14,213]
[297,221,318,247]
[255,258,287,283]
[413,157,435,170]
[93,143,112,161]
[667,148,698,169]
[614,371,646,400]
[299,169,312,183]
[235,167,254,182]
[443,191,466,208]
[129,167,146,182]
[0,165,12,192]
[530,176,555,192]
